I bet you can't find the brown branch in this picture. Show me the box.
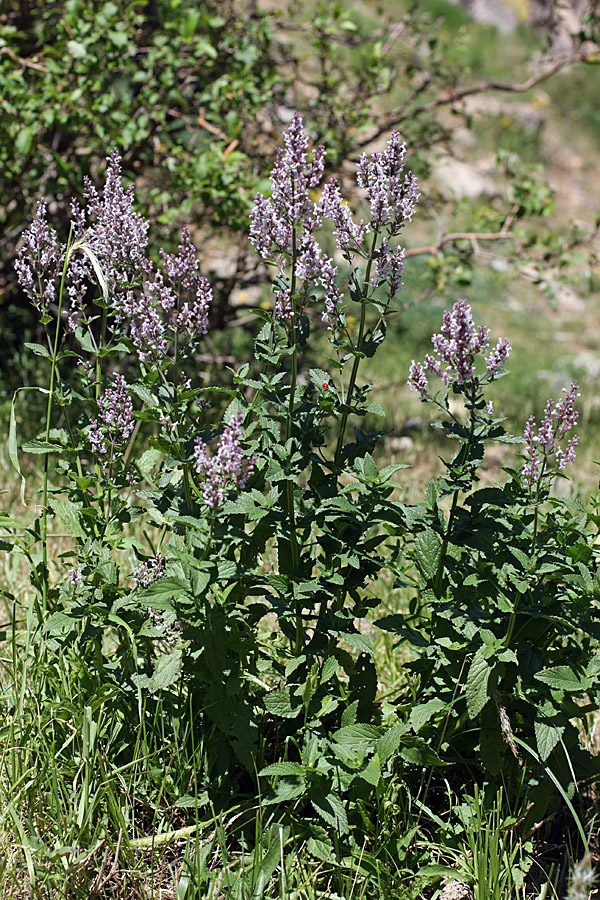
[357,50,592,149]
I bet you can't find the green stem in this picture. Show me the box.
[41,231,73,612]
[333,229,379,474]
[432,390,477,598]
[285,228,302,653]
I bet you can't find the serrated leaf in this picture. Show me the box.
[21,440,64,454]
[262,778,306,804]
[309,788,348,834]
[24,342,52,359]
[414,528,442,582]
[332,724,382,751]
[409,699,447,733]
[306,836,332,860]
[362,453,379,480]
[377,724,409,762]
[44,611,78,636]
[148,649,182,692]
[535,666,591,692]
[359,759,381,786]
[466,647,491,718]
[535,719,564,761]
[48,498,86,538]
[264,689,300,718]
[399,736,445,766]
[137,577,189,608]
[343,632,374,656]
[259,762,306,778]
[321,656,338,684]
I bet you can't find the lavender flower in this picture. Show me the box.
[115,287,167,362]
[522,382,580,489]
[249,113,343,330]
[83,149,149,288]
[374,238,405,296]
[357,132,419,235]
[132,554,166,589]
[408,300,511,397]
[68,566,84,588]
[88,374,135,459]
[194,409,256,509]
[158,227,212,337]
[15,200,60,315]
[317,179,366,250]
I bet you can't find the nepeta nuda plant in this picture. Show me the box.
[8,114,600,847]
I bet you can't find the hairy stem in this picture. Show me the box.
[333,229,379,473]
[41,232,73,612]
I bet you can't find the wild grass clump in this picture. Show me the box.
[2,114,599,898]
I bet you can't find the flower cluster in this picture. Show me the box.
[317,179,366,251]
[132,554,166,589]
[249,112,342,329]
[408,299,511,399]
[357,132,419,235]
[154,228,212,337]
[15,200,60,316]
[87,374,135,458]
[82,149,150,289]
[373,238,405,296]
[521,382,580,489]
[194,409,256,509]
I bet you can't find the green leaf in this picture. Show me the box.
[332,724,382,752]
[48,499,86,538]
[137,577,189,608]
[15,125,36,156]
[359,758,381,786]
[409,699,447,733]
[264,689,300,718]
[466,647,491,718]
[8,394,25,505]
[259,762,306,778]
[399,736,446,766]
[535,719,565,761]
[44,611,78,636]
[148,649,182,692]
[24,342,52,359]
[377,724,409,763]
[414,528,442,582]
[343,632,374,656]
[535,666,591,692]
[309,787,348,834]
[306,836,332,860]
[21,440,64,454]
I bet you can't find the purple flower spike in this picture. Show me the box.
[84,149,149,288]
[408,360,429,399]
[522,382,580,489]
[318,179,367,251]
[88,374,135,459]
[357,132,419,234]
[408,300,510,398]
[160,228,212,338]
[15,200,60,315]
[194,409,256,509]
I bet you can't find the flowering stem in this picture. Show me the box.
[333,229,379,474]
[41,232,72,612]
[285,226,302,653]
[433,389,476,598]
